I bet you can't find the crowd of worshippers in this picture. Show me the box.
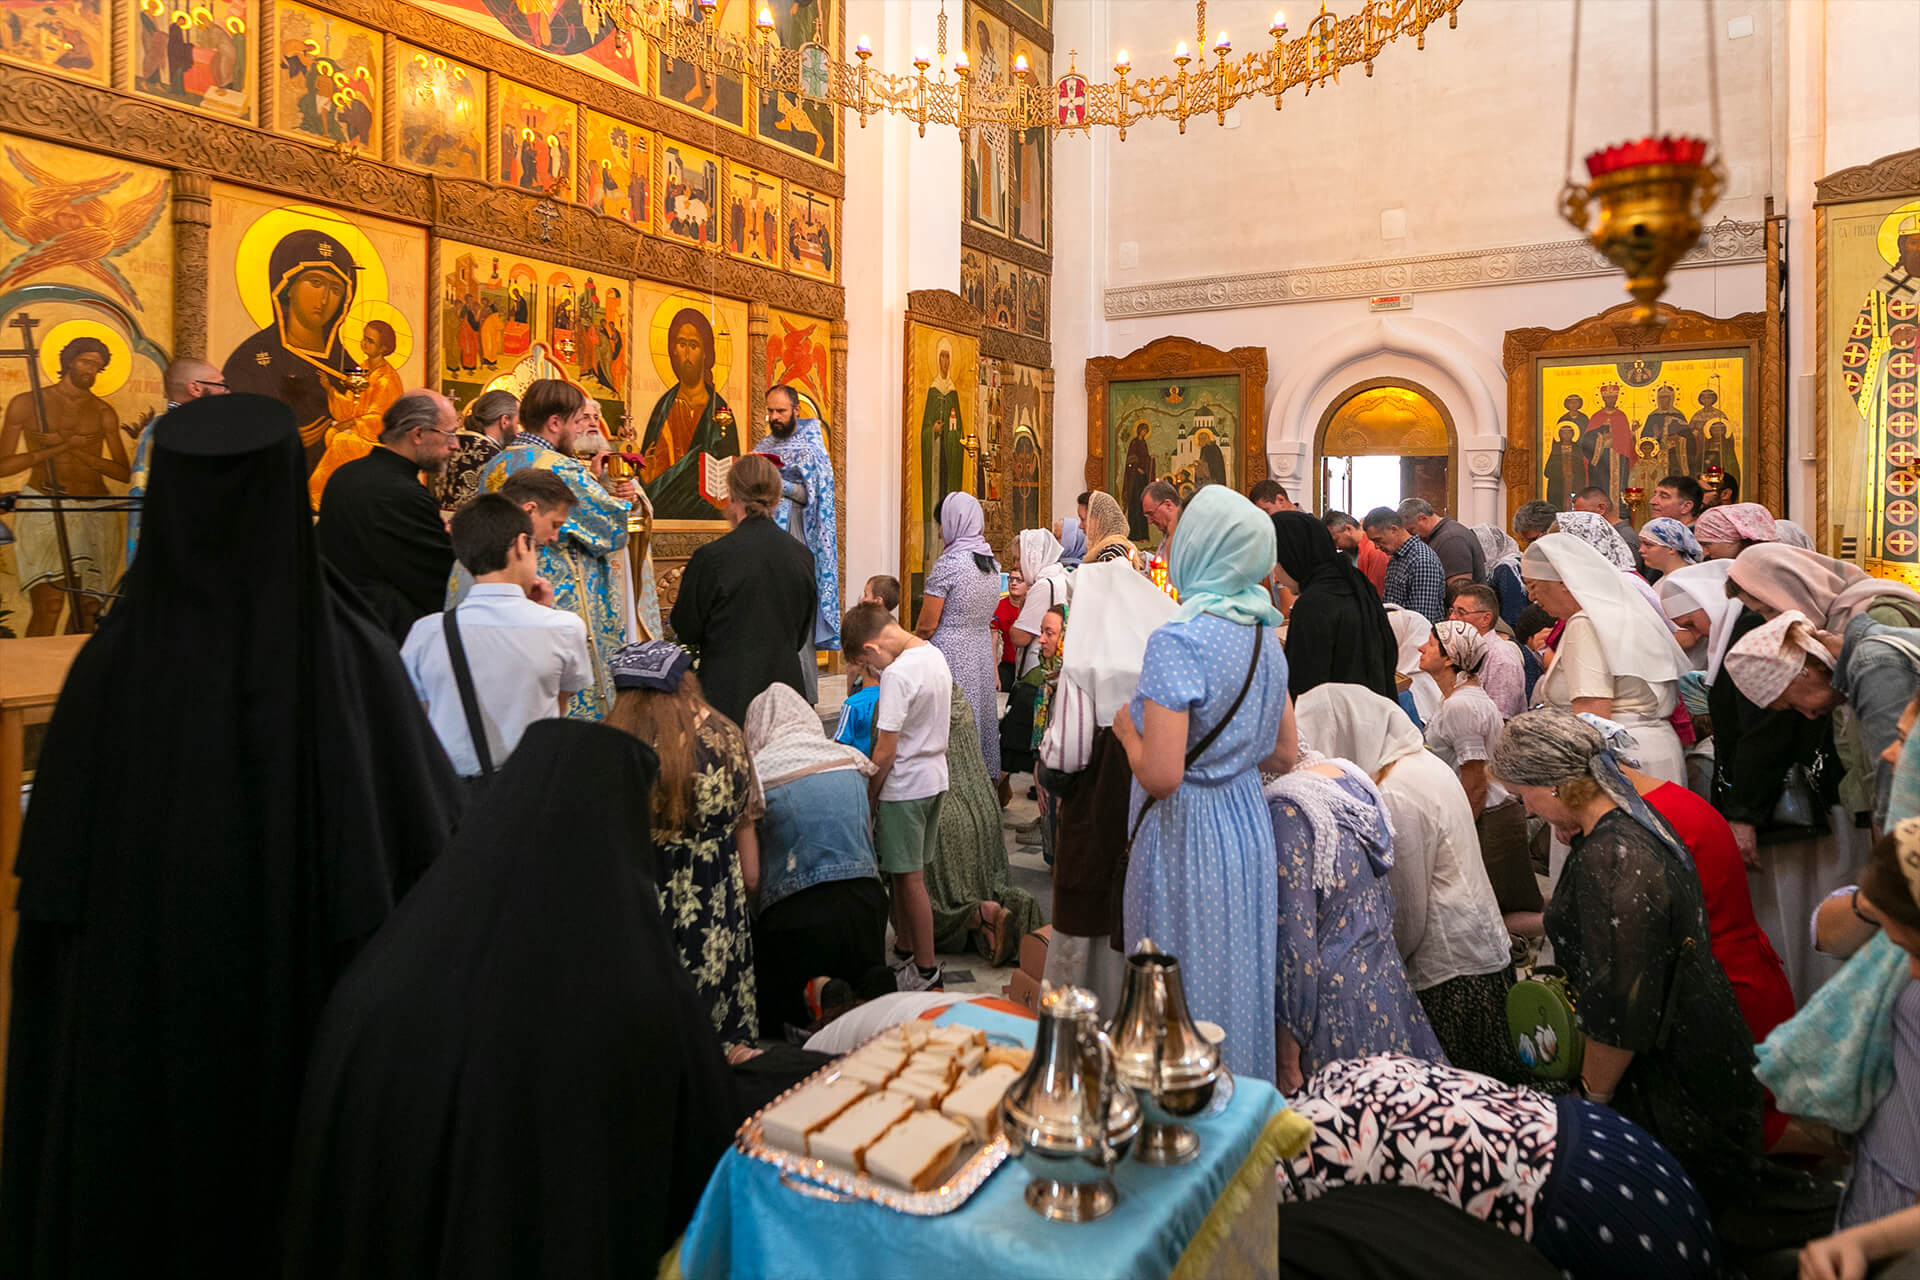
[9,385,1920,1280]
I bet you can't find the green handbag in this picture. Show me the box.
[1507,966,1584,1082]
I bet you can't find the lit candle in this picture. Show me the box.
[855,34,871,55]
[1270,10,1288,35]
[755,6,773,29]
[954,49,970,71]
[1114,48,1130,73]
[1175,40,1189,58]
[1213,30,1231,54]
[1013,52,1029,74]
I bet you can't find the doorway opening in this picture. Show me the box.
[1313,379,1459,517]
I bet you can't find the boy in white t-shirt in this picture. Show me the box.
[841,602,952,992]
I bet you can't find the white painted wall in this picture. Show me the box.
[1096,0,1774,285]
[842,0,963,616]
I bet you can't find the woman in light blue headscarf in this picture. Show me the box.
[1110,486,1294,1084]
[1057,516,1087,569]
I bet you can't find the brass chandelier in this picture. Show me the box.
[595,0,1463,140]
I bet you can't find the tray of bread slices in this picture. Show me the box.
[738,1021,1032,1215]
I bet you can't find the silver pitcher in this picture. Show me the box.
[1107,939,1221,1166]
[999,984,1142,1222]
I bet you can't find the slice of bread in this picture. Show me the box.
[760,1077,867,1156]
[865,1111,971,1192]
[809,1092,917,1174]
[838,1056,898,1089]
[938,1064,1021,1142]
[885,1072,951,1110]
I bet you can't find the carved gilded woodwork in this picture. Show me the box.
[170,171,214,361]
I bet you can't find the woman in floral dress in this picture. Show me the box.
[606,641,761,1058]
[917,492,1003,782]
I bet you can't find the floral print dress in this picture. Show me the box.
[654,708,763,1052]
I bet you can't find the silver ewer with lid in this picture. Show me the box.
[1106,939,1221,1166]
[998,983,1142,1222]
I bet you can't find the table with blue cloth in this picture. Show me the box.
[667,1003,1306,1280]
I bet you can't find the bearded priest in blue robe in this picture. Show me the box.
[754,385,839,693]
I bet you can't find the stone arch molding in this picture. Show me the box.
[1266,316,1509,527]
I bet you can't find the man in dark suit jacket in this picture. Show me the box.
[316,390,460,644]
[671,453,817,726]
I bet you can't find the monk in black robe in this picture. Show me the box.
[1,394,459,1277]
[281,720,739,1278]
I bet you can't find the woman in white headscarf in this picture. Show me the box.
[1555,509,1672,623]
[1385,605,1443,728]
[1418,622,1543,936]
[1473,523,1528,627]
[1294,684,1522,1083]
[1657,560,1744,680]
[744,684,887,1035]
[1521,533,1691,795]
[1009,527,1068,676]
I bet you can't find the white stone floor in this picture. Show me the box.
[814,673,1052,999]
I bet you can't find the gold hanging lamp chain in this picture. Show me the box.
[1648,0,1658,137]
[1562,0,1583,185]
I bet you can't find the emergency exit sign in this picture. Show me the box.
[1369,293,1414,312]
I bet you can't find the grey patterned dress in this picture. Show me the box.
[924,550,1003,782]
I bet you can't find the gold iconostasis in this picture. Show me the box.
[0,0,1059,635]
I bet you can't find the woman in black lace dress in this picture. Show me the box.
[1492,710,1762,1209]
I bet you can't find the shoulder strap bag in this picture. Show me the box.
[443,604,495,785]
[1108,623,1266,942]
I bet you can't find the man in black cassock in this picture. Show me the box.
[669,452,816,726]
[315,389,461,643]
[1,393,459,1278]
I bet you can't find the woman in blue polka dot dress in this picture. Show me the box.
[1283,1055,1720,1280]
[1110,486,1292,1084]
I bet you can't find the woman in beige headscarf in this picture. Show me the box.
[1727,544,1920,632]
[1082,490,1138,565]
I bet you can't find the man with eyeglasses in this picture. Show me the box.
[316,389,460,643]
[124,358,230,570]
[1445,583,1530,719]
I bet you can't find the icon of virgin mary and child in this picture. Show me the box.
[222,227,373,467]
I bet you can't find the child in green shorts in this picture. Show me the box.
[840,601,952,991]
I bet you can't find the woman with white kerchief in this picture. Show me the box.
[1265,738,1444,1092]
[1384,605,1442,729]
[1521,533,1691,791]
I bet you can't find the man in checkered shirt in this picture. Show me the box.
[1363,505,1446,624]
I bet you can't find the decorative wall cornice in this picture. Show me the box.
[1103,218,1766,320]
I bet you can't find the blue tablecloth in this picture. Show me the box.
[676,1003,1287,1280]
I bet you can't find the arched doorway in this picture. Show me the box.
[1313,379,1459,517]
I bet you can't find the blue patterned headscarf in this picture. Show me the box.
[1641,517,1704,564]
[1166,486,1286,628]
